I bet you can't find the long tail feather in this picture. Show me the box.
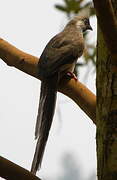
[31,75,58,174]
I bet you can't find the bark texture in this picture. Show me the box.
[0,156,41,180]
[93,0,117,54]
[96,0,117,179]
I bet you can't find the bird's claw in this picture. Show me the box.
[67,72,77,81]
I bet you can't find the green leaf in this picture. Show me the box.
[55,5,69,13]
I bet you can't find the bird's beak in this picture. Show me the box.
[88,25,93,31]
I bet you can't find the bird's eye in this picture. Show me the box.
[83,18,89,25]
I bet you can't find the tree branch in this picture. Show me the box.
[0,156,41,180]
[0,38,96,124]
[93,0,117,54]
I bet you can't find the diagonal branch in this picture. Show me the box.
[93,0,117,54]
[0,156,41,180]
[0,38,96,124]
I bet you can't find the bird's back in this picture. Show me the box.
[38,25,84,78]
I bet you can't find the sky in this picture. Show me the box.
[0,0,96,180]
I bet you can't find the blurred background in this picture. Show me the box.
[0,0,96,179]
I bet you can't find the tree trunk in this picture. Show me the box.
[96,1,117,179]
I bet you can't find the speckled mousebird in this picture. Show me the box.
[31,15,92,174]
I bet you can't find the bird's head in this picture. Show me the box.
[67,15,93,33]
[76,16,93,32]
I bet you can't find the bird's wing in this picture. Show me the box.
[38,34,79,77]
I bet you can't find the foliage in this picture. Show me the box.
[55,0,96,75]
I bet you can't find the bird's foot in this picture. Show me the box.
[67,72,77,81]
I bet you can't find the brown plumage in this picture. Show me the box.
[31,15,92,174]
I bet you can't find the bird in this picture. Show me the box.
[31,15,92,174]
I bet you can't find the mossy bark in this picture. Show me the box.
[96,1,117,179]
